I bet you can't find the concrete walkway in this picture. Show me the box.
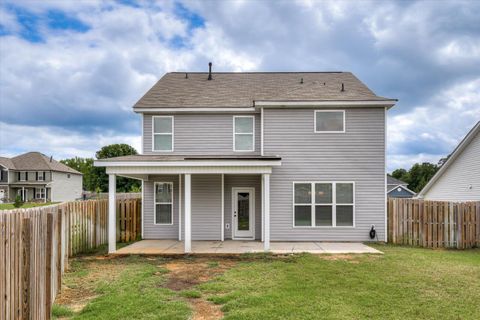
[115,240,382,255]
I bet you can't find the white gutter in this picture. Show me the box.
[134,107,257,113]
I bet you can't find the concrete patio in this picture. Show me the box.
[114,240,382,255]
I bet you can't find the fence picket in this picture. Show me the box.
[388,198,479,249]
[0,196,141,319]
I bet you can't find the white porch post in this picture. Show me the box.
[108,174,116,254]
[263,173,270,251]
[184,174,192,253]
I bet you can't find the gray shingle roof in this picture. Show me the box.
[134,72,395,109]
[1,152,82,174]
[0,157,16,169]
[387,175,408,186]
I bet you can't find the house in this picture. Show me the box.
[0,152,82,203]
[417,121,480,201]
[386,175,415,198]
[95,66,397,253]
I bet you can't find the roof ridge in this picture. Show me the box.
[168,71,346,74]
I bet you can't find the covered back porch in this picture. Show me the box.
[95,155,281,254]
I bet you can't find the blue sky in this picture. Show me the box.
[0,0,479,171]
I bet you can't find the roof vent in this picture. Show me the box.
[185,73,188,79]
[49,156,53,162]
[300,78,304,84]
[208,62,213,80]
[341,83,345,92]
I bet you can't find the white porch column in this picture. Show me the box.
[184,174,192,253]
[262,173,270,251]
[108,174,116,254]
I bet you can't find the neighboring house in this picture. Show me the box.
[95,67,397,253]
[0,152,82,203]
[386,175,415,198]
[418,121,480,201]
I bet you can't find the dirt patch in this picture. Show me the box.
[164,258,236,291]
[189,299,224,320]
[319,254,381,263]
[55,257,126,313]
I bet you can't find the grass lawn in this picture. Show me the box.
[0,202,59,210]
[53,244,480,319]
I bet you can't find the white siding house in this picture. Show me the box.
[418,121,480,201]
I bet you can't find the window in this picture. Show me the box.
[67,174,71,178]
[154,182,173,225]
[293,182,354,227]
[35,188,45,199]
[233,116,254,151]
[19,171,26,181]
[37,171,44,181]
[314,110,345,133]
[152,116,174,151]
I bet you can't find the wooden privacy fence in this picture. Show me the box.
[0,197,141,320]
[388,198,480,249]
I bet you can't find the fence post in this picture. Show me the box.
[56,209,62,294]
[21,217,31,319]
[45,213,53,319]
[457,203,463,249]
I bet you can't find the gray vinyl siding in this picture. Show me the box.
[143,113,261,155]
[423,130,480,201]
[191,174,222,240]
[224,174,262,240]
[143,175,180,239]
[50,172,82,201]
[264,107,386,241]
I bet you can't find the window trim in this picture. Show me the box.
[37,171,44,181]
[35,187,45,199]
[152,116,174,152]
[233,115,255,152]
[314,110,346,133]
[292,181,355,228]
[20,171,26,182]
[154,181,174,225]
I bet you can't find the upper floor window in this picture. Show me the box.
[233,116,254,152]
[37,171,44,181]
[18,171,26,181]
[153,116,174,152]
[293,182,355,227]
[314,110,345,133]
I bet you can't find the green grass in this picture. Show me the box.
[200,245,480,319]
[52,304,74,319]
[0,202,59,210]
[56,245,480,319]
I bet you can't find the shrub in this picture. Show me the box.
[13,195,23,208]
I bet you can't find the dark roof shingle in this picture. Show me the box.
[134,72,395,109]
[1,152,82,174]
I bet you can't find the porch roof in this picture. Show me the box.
[94,154,281,176]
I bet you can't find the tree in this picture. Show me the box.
[61,157,96,191]
[92,144,141,192]
[391,168,409,182]
[390,162,439,193]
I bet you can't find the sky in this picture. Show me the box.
[0,0,479,172]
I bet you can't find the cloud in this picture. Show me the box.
[0,0,479,169]
[0,121,141,160]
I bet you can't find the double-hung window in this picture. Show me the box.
[37,171,44,181]
[233,116,254,151]
[314,110,345,133]
[154,182,173,225]
[153,116,174,152]
[293,182,354,227]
